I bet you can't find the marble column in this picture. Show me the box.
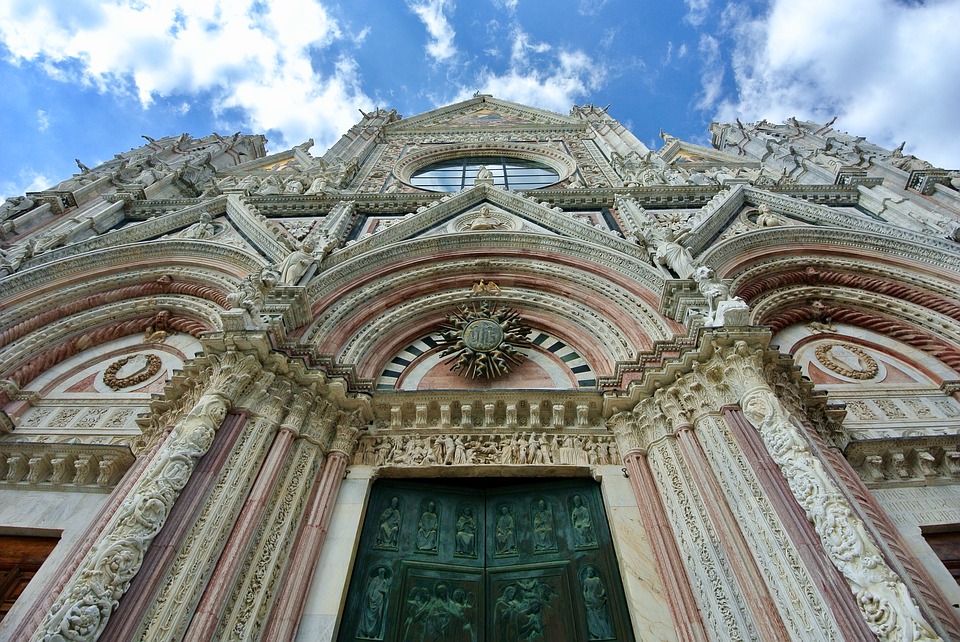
[261,424,359,641]
[620,449,709,642]
[184,391,315,640]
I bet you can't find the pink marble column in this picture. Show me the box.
[622,449,709,642]
[261,449,350,641]
[5,425,170,641]
[723,407,876,639]
[183,424,300,640]
[98,411,246,642]
[673,424,791,641]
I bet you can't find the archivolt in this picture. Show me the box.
[0,297,219,384]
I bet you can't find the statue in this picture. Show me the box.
[755,204,783,227]
[0,195,36,224]
[226,269,276,324]
[0,239,35,275]
[277,237,318,285]
[182,213,217,239]
[474,166,494,185]
[693,265,750,327]
[468,205,500,230]
[652,226,695,279]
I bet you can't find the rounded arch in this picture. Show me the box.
[298,233,678,382]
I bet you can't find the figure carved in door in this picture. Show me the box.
[455,506,477,557]
[495,504,518,555]
[570,494,597,549]
[357,566,392,640]
[375,496,402,549]
[416,500,440,552]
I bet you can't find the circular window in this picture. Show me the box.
[409,156,560,192]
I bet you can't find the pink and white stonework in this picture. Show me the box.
[1,97,959,641]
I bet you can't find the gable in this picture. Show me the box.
[388,95,582,132]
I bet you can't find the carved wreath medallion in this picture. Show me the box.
[814,343,879,380]
[437,301,531,379]
[103,354,163,390]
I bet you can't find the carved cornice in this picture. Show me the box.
[845,435,960,488]
[0,443,134,491]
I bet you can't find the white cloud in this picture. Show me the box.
[696,34,722,111]
[408,0,457,62]
[36,110,50,132]
[1,168,52,201]
[454,28,606,113]
[578,0,608,17]
[491,0,519,10]
[0,0,373,150]
[684,0,711,27]
[715,0,960,168]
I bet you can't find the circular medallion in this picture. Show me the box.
[462,319,504,352]
[436,300,531,379]
[103,354,163,390]
[814,343,879,380]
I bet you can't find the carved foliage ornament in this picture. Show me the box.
[814,343,879,380]
[103,354,163,390]
[437,300,531,379]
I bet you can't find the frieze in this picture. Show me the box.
[16,197,229,272]
[352,430,620,467]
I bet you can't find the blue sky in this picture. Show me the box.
[1,0,958,201]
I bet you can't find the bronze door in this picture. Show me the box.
[338,479,634,641]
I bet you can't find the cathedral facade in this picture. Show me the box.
[1,96,959,641]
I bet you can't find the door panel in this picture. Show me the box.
[338,479,633,642]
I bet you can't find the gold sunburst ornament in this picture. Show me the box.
[438,301,531,379]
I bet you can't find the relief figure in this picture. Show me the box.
[580,566,615,640]
[570,495,597,548]
[416,501,439,552]
[455,506,477,557]
[375,496,401,549]
[495,505,517,555]
[532,499,557,552]
[357,566,391,640]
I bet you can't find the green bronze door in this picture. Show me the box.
[338,479,634,641]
